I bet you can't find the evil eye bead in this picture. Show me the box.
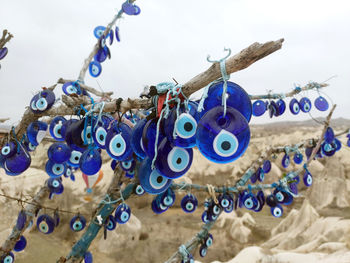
[289,98,300,115]
[263,160,271,173]
[173,113,197,142]
[14,235,27,252]
[4,146,31,174]
[314,96,329,111]
[37,214,55,234]
[131,118,147,159]
[196,106,250,163]
[49,116,67,141]
[70,215,87,232]
[303,171,313,187]
[89,60,102,78]
[266,194,278,207]
[105,215,117,231]
[1,252,14,263]
[115,26,121,42]
[122,2,136,15]
[199,244,208,257]
[62,82,78,95]
[252,100,266,117]
[324,127,335,144]
[120,158,135,172]
[181,194,198,213]
[92,126,107,149]
[79,149,102,175]
[321,141,336,157]
[274,189,293,205]
[135,185,145,196]
[161,189,176,207]
[205,233,214,247]
[281,154,290,168]
[93,25,106,39]
[1,142,16,158]
[211,204,221,215]
[299,97,312,113]
[276,99,286,115]
[163,102,199,148]
[45,159,66,178]
[139,157,172,195]
[47,143,71,163]
[202,81,252,122]
[243,194,258,210]
[68,150,82,168]
[293,152,303,164]
[47,177,63,193]
[201,211,209,223]
[27,121,48,146]
[115,203,131,224]
[106,122,133,161]
[155,138,193,179]
[218,194,233,209]
[271,204,283,218]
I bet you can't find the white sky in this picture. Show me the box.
[0,0,349,125]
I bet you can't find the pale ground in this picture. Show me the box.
[0,119,350,263]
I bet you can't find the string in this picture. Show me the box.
[206,48,231,117]
[0,192,91,217]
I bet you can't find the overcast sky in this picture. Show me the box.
[0,0,349,125]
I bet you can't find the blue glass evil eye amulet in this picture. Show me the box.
[196,106,250,163]
[155,137,193,179]
[163,101,199,148]
[105,122,133,161]
[202,81,252,122]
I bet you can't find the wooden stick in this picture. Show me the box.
[0,29,13,49]
[249,82,329,100]
[57,78,113,98]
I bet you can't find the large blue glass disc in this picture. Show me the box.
[196,106,250,163]
[314,96,329,111]
[252,100,266,117]
[202,81,252,122]
[299,97,312,113]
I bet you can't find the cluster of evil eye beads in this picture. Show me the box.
[252,94,329,118]
[5,201,131,262]
[88,2,141,78]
